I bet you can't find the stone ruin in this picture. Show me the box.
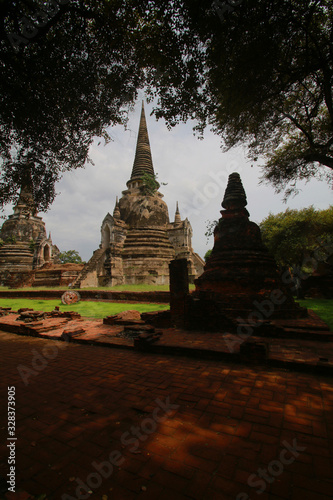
[74,102,204,287]
[0,104,204,288]
[170,172,307,331]
[0,174,83,288]
[0,175,59,287]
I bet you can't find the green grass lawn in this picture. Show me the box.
[0,298,168,319]
[0,297,331,328]
[296,298,333,331]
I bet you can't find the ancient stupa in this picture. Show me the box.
[74,102,204,287]
[187,172,306,329]
[0,174,59,286]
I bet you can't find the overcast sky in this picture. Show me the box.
[5,96,332,262]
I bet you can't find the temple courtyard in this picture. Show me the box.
[0,165,332,498]
[0,158,332,499]
[0,321,333,500]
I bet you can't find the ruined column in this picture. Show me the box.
[169,258,189,328]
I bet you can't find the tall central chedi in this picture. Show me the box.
[74,103,204,287]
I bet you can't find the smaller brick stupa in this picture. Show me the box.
[187,172,306,330]
[0,173,59,286]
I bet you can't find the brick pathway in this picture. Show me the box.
[1,331,333,500]
[1,313,333,373]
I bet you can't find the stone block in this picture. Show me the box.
[134,330,163,349]
[103,310,141,325]
[123,324,155,333]
[141,310,171,328]
[61,328,85,341]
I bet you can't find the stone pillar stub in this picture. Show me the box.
[169,258,189,328]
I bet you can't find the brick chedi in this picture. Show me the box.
[187,172,306,329]
[74,102,204,287]
[0,174,59,286]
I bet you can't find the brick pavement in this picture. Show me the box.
[1,331,333,500]
[0,313,333,374]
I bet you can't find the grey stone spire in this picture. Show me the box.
[129,102,155,182]
[174,202,181,224]
[113,196,121,220]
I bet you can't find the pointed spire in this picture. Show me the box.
[174,202,181,224]
[13,170,37,216]
[113,196,121,220]
[129,102,155,182]
[222,172,247,209]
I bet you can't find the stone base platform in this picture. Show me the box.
[0,309,332,375]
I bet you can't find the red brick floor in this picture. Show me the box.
[1,331,333,500]
[0,313,333,372]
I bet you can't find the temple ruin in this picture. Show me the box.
[182,172,307,330]
[0,176,60,286]
[74,103,204,288]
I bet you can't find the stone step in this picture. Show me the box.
[61,328,86,341]
[253,326,333,342]
[123,324,155,334]
[115,319,146,326]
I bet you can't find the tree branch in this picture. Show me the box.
[281,111,314,146]
[304,152,333,169]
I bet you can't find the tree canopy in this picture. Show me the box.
[146,0,333,198]
[259,206,333,273]
[58,249,83,264]
[204,249,212,262]
[0,0,148,210]
[1,0,332,211]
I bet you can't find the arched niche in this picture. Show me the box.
[43,244,51,262]
[101,223,111,249]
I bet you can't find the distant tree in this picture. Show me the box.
[204,249,212,262]
[260,206,333,274]
[58,250,83,264]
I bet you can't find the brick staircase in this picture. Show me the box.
[72,248,105,288]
